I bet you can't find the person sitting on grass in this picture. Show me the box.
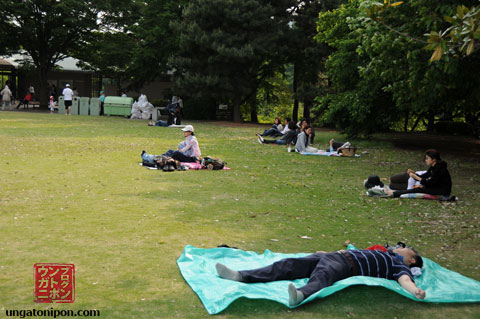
[297,118,315,144]
[389,170,427,191]
[257,122,298,145]
[385,149,452,198]
[163,125,201,163]
[215,246,425,306]
[279,117,291,135]
[295,125,318,153]
[258,117,284,137]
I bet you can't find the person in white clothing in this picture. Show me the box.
[62,84,73,115]
[1,85,13,111]
[29,84,35,100]
[162,125,201,163]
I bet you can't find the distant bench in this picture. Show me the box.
[15,99,40,109]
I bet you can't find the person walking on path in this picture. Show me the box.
[99,90,105,115]
[1,85,13,111]
[62,84,73,115]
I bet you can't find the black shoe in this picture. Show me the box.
[141,150,146,157]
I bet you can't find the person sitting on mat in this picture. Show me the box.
[385,149,452,198]
[295,125,318,153]
[216,245,425,306]
[162,125,201,163]
[297,118,315,144]
[257,122,298,145]
[389,170,427,191]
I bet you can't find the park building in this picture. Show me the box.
[0,55,172,104]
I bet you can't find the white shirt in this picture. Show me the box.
[179,135,201,159]
[62,88,73,101]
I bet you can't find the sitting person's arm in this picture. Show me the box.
[408,168,428,183]
[397,275,426,299]
[179,139,194,154]
[177,141,186,150]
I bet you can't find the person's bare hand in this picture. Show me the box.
[407,168,415,174]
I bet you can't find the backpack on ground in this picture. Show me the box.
[201,156,225,170]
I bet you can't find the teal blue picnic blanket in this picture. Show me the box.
[300,151,360,157]
[177,245,480,314]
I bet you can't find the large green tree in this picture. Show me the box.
[170,0,291,122]
[315,0,480,136]
[0,0,108,106]
[72,0,187,94]
[288,0,343,122]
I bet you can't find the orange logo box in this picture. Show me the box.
[34,263,75,303]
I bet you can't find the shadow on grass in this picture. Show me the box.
[221,286,478,318]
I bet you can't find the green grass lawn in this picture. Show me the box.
[0,112,479,319]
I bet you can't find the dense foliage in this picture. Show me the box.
[315,0,480,136]
[170,0,292,122]
[1,0,478,132]
[0,0,103,105]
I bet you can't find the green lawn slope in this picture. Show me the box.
[0,112,478,318]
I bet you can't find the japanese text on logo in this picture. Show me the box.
[34,263,75,303]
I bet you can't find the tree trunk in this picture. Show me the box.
[426,112,435,132]
[292,63,299,122]
[250,91,258,123]
[403,111,410,132]
[37,66,50,109]
[303,98,311,122]
[410,114,423,132]
[232,95,242,123]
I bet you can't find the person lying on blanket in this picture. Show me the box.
[216,246,425,306]
[385,149,452,198]
[326,139,352,153]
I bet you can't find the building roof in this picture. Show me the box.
[0,58,15,67]
[1,54,85,72]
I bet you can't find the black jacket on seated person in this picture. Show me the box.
[418,160,452,195]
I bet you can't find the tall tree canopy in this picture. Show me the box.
[170,0,292,122]
[73,0,187,91]
[288,0,343,122]
[0,0,107,105]
[315,0,480,136]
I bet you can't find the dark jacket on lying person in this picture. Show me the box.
[418,160,452,195]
